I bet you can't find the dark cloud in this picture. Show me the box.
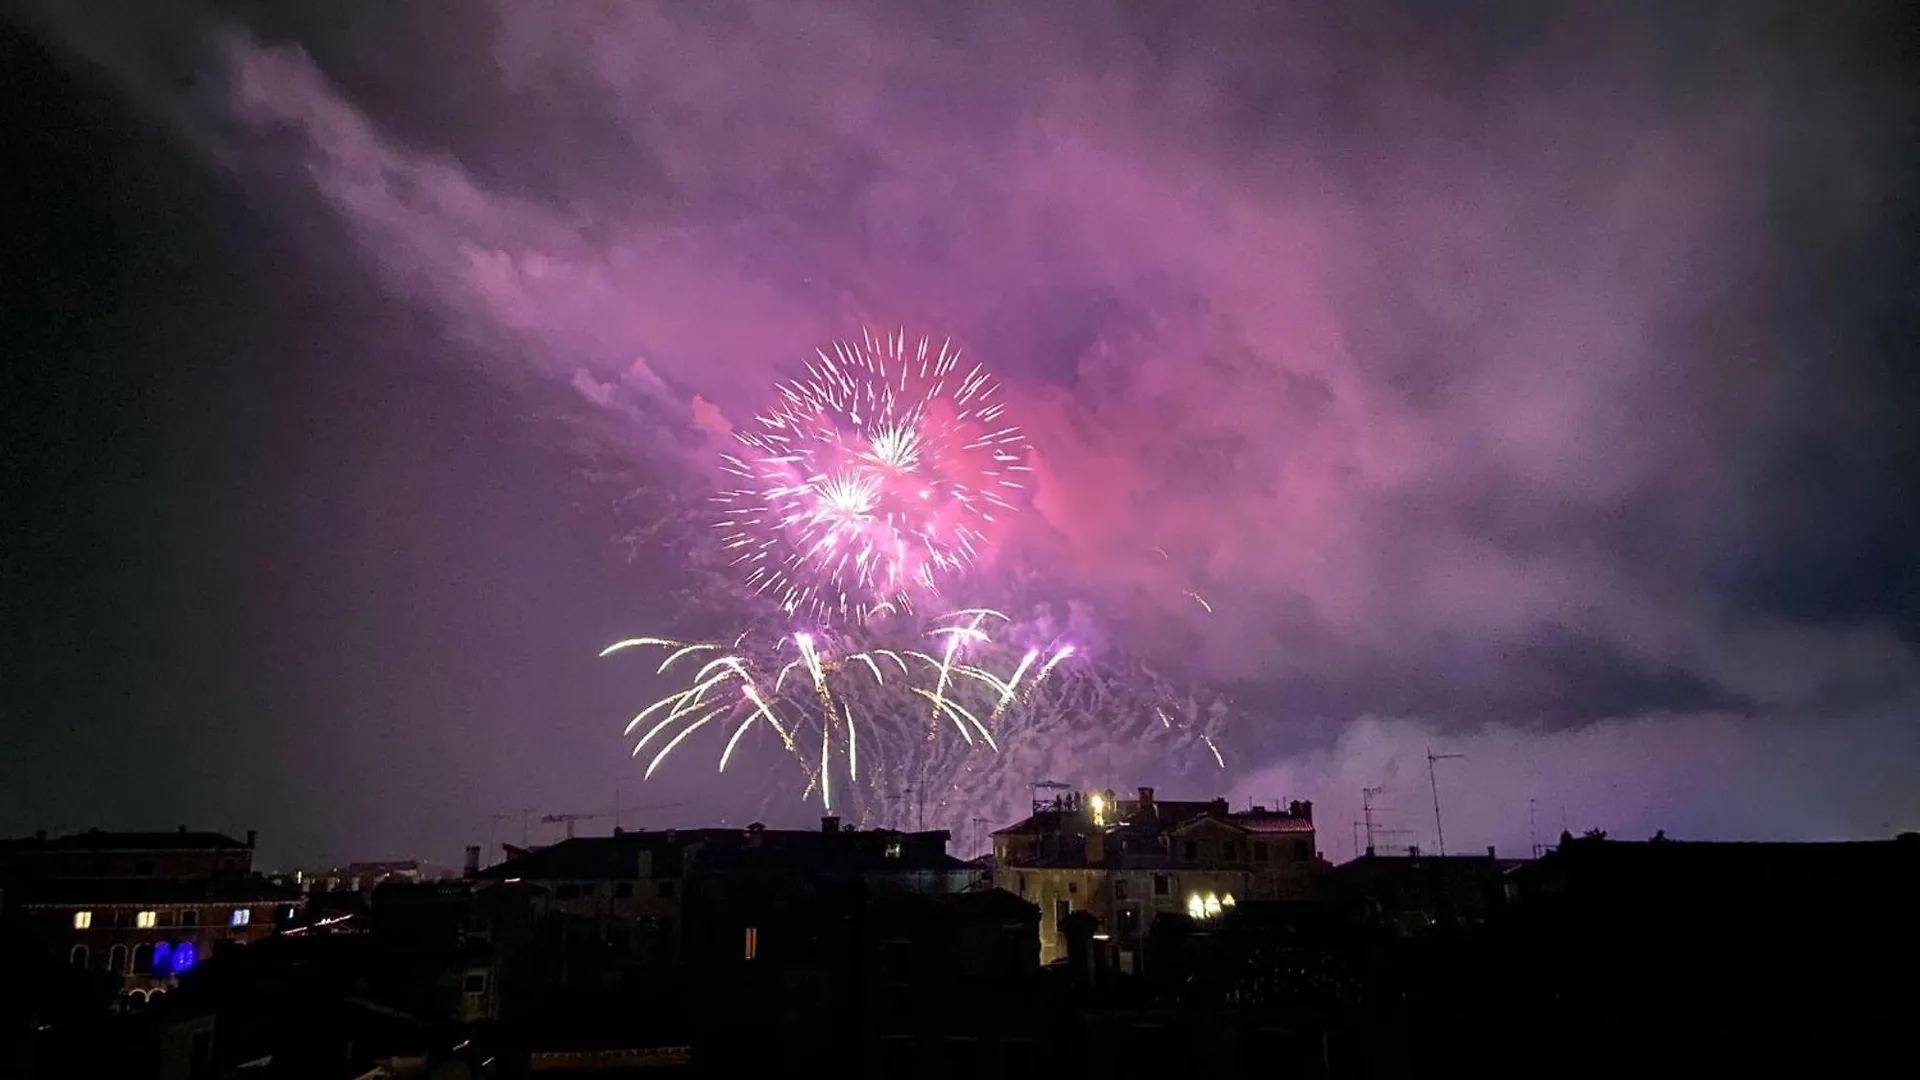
[9,0,1919,857]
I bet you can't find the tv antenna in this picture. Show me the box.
[1361,785,1386,855]
[1427,748,1465,856]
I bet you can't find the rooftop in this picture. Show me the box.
[1,828,253,852]
[11,876,305,906]
[477,820,968,881]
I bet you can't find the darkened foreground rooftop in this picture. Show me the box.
[476,816,969,881]
[0,827,254,855]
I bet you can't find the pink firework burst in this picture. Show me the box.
[717,329,1031,624]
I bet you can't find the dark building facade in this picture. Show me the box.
[0,828,302,1003]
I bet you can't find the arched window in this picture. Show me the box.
[70,945,90,968]
[109,944,128,974]
[132,942,153,975]
[152,942,172,974]
[171,941,197,973]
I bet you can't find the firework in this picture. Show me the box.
[602,329,1230,835]
[600,609,1076,816]
[715,329,1031,625]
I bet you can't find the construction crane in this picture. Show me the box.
[540,801,682,840]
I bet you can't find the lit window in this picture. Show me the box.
[136,911,158,929]
[153,942,172,973]
[73,910,93,930]
[230,908,251,927]
[743,926,759,961]
[171,941,197,973]
[1187,892,1225,920]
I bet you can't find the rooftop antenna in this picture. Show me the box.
[1427,748,1464,856]
[1529,797,1540,858]
[1361,786,1386,855]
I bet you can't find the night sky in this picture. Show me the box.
[4,1,1918,868]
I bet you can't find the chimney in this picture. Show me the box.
[1287,799,1314,823]
[821,815,840,835]
[1408,845,1421,858]
[1487,845,1497,858]
[1209,798,1230,816]
[34,830,46,842]
[463,845,481,878]
[612,826,624,836]
[178,824,188,834]
[746,822,765,848]
[1137,787,1154,808]
[246,830,258,850]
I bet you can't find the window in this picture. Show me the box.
[181,910,198,928]
[462,971,488,996]
[1053,899,1070,926]
[73,910,93,930]
[133,942,153,974]
[136,910,158,929]
[1294,840,1312,861]
[1254,842,1269,862]
[1016,872,1027,895]
[658,880,676,899]
[1224,841,1240,861]
[153,942,172,973]
[1114,878,1129,899]
[879,1036,914,1074]
[885,839,902,859]
[743,926,759,961]
[171,942,197,973]
[879,940,912,987]
[109,944,128,973]
[1067,881,1078,895]
[613,881,634,899]
[946,1038,982,1072]
[1181,841,1197,861]
[70,945,89,968]
[158,911,174,927]
[1153,874,1170,896]
[134,860,156,877]
[230,908,251,927]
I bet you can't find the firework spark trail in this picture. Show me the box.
[602,610,1049,813]
[716,330,1032,626]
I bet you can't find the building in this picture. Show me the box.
[1323,845,1526,936]
[0,827,303,1002]
[475,816,978,967]
[991,787,1321,967]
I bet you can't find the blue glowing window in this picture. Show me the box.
[171,942,196,973]
[152,942,171,973]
